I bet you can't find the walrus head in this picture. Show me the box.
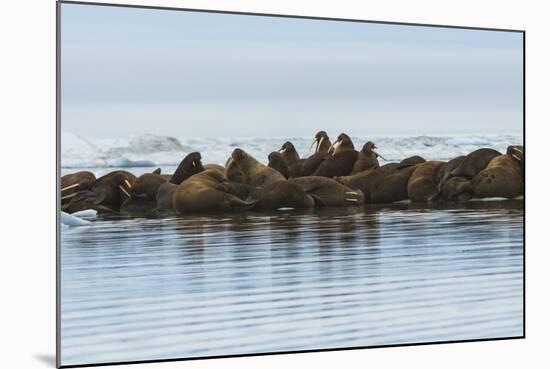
[506,145,524,163]
[268,151,289,179]
[231,148,261,170]
[130,173,167,200]
[361,141,386,160]
[225,155,244,183]
[310,131,331,154]
[279,142,300,163]
[329,133,354,155]
[93,172,133,208]
[170,152,204,185]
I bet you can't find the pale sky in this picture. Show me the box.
[61,3,523,138]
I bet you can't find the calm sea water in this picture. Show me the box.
[60,201,524,366]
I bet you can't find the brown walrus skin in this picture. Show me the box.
[173,169,255,214]
[450,148,501,179]
[268,151,290,179]
[351,141,380,174]
[471,154,523,199]
[92,170,137,211]
[337,163,415,204]
[313,133,358,177]
[289,176,365,207]
[169,152,205,185]
[407,161,445,203]
[230,148,286,188]
[299,131,332,176]
[60,171,96,205]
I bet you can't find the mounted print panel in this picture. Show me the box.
[57,1,524,367]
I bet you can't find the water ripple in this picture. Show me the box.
[60,201,524,366]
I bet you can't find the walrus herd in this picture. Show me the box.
[60,131,524,216]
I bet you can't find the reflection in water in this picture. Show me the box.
[60,201,524,366]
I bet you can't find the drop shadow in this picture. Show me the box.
[34,353,56,367]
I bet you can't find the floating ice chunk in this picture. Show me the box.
[61,211,91,227]
[107,157,156,167]
[469,197,509,202]
[71,209,97,218]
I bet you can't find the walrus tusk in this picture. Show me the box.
[124,179,132,189]
[511,153,522,161]
[279,148,287,154]
[226,157,234,168]
[119,185,131,198]
[345,198,358,202]
[511,147,523,154]
[309,139,317,152]
[329,140,341,155]
[316,136,325,153]
[61,183,79,192]
[345,191,358,195]
[373,151,387,161]
[60,192,79,201]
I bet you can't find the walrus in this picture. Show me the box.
[278,142,304,178]
[173,169,255,214]
[279,141,300,164]
[169,152,205,185]
[204,163,226,175]
[299,131,332,176]
[337,163,416,204]
[351,141,381,174]
[268,151,290,179]
[251,181,315,210]
[130,172,167,200]
[400,155,426,166]
[228,148,316,210]
[407,161,445,202]
[471,154,523,198]
[312,133,359,177]
[436,155,466,189]
[369,165,416,203]
[92,170,136,211]
[336,162,400,194]
[450,148,501,179]
[155,182,178,213]
[311,130,332,154]
[507,145,524,175]
[60,171,96,205]
[439,177,473,202]
[230,148,286,188]
[120,171,168,216]
[289,176,365,207]
[61,190,114,214]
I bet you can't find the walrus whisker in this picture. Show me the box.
[345,198,358,202]
[119,185,131,198]
[61,183,80,192]
[60,192,79,201]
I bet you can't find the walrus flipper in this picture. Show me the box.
[228,196,257,210]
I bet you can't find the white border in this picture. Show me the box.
[2,1,548,368]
